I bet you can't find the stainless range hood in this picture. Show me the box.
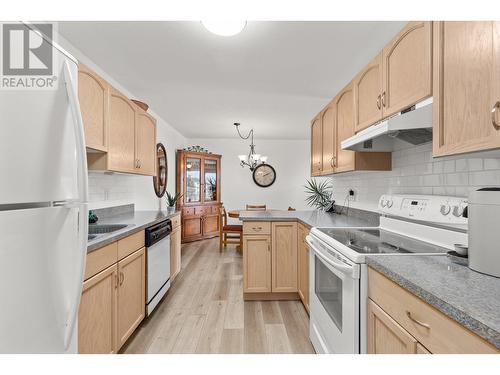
[341,97,433,152]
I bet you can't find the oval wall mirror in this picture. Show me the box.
[153,143,168,198]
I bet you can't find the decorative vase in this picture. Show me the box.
[167,206,176,214]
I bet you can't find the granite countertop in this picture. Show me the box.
[367,255,500,349]
[87,210,180,253]
[238,209,379,228]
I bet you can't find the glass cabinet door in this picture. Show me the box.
[185,157,201,203]
[204,159,218,202]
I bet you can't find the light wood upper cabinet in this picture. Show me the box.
[108,87,137,173]
[433,21,500,156]
[272,222,298,293]
[368,299,418,354]
[78,64,109,152]
[334,83,356,173]
[78,264,118,354]
[310,116,322,176]
[117,247,146,349]
[321,103,336,174]
[243,235,272,293]
[382,21,432,117]
[354,52,384,132]
[81,65,157,176]
[135,110,157,175]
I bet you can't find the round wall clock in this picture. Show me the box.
[252,164,276,188]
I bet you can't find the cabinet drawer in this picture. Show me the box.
[368,267,498,354]
[195,206,209,215]
[211,205,220,214]
[85,242,118,280]
[243,221,271,235]
[171,213,181,228]
[118,231,145,261]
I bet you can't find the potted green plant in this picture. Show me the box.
[166,191,182,214]
[304,178,334,210]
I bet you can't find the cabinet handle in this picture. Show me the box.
[406,311,430,329]
[267,242,271,252]
[492,101,500,128]
[114,273,118,289]
[381,91,386,107]
[252,226,262,231]
[330,156,334,168]
[119,272,124,286]
[138,159,141,168]
[376,94,381,109]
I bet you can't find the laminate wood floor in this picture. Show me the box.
[121,238,314,354]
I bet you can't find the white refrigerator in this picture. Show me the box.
[0,25,88,353]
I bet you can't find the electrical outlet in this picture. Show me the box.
[348,189,356,202]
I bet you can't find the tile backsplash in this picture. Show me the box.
[88,172,138,209]
[331,139,500,212]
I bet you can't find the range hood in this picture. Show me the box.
[341,97,433,152]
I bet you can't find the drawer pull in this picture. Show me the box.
[252,226,262,231]
[406,311,430,329]
[492,101,500,128]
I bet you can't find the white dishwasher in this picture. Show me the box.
[145,219,172,315]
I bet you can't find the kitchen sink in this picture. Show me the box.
[88,224,128,235]
[87,234,98,241]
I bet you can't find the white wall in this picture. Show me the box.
[189,138,311,212]
[331,139,500,212]
[57,35,188,211]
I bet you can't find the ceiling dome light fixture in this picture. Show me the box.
[201,20,247,37]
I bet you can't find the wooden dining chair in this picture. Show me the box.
[219,207,243,252]
[245,204,267,211]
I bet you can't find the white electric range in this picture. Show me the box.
[306,194,468,354]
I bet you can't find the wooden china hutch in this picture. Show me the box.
[176,150,222,243]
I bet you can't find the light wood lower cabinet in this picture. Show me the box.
[243,234,272,293]
[243,221,299,300]
[297,223,310,313]
[272,222,298,293]
[368,299,418,354]
[368,267,499,354]
[170,221,182,281]
[117,248,146,348]
[78,233,147,353]
[78,264,118,354]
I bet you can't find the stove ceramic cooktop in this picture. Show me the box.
[316,227,448,255]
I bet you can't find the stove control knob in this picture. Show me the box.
[380,200,387,208]
[440,204,451,215]
[452,205,463,217]
[387,200,393,208]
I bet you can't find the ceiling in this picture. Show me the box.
[59,21,406,140]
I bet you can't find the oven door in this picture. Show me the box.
[307,235,360,354]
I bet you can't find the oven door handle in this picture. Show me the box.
[306,236,359,279]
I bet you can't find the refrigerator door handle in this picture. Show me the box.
[63,202,88,350]
[63,60,89,203]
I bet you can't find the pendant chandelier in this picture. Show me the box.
[234,123,268,171]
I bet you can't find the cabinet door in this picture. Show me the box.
[117,248,146,349]
[108,87,136,172]
[78,264,118,354]
[271,222,298,293]
[203,158,219,203]
[135,110,156,176]
[368,299,418,354]
[243,235,272,293]
[382,21,432,117]
[335,84,356,173]
[433,22,500,156]
[297,226,309,313]
[354,52,383,132]
[203,214,220,237]
[78,64,109,152]
[321,103,335,175]
[310,116,322,176]
[182,216,203,241]
[170,226,182,281]
[184,156,202,204]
